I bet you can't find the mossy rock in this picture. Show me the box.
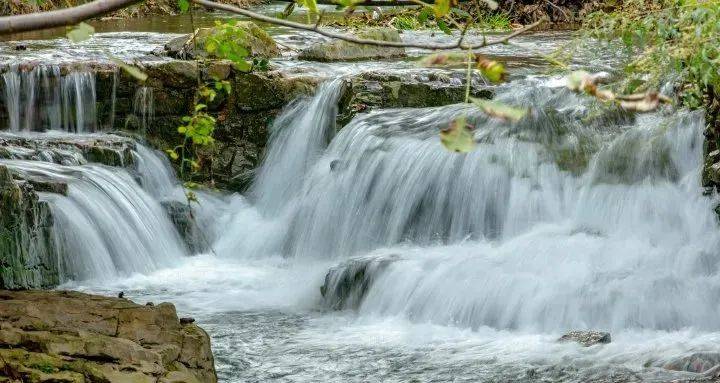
[298,28,406,62]
[164,21,280,60]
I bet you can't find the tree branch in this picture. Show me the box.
[192,0,544,51]
[0,0,144,35]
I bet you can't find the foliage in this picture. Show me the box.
[322,5,510,31]
[584,0,720,108]
[204,21,254,72]
[165,79,231,199]
[66,22,94,43]
[419,52,507,83]
[471,98,527,122]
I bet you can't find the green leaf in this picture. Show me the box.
[234,59,252,72]
[433,0,450,18]
[476,58,506,83]
[178,0,190,13]
[177,126,187,134]
[471,98,527,122]
[107,55,148,82]
[440,115,475,153]
[66,22,94,43]
[304,0,318,15]
[165,149,179,160]
[437,19,452,35]
[418,7,433,24]
[195,104,207,112]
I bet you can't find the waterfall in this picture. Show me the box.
[132,86,154,134]
[218,77,720,333]
[250,79,345,214]
[0,142,189,282]
[1,65,99,133]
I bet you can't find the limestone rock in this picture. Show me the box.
[0,290,217,383]
[336,70,494,127]
[558,330,611,346]
[163,22,280,60]
[299,28,405,62]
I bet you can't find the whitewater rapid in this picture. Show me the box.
[4,71,719,381]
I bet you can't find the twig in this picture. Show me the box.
[192,0,545,51]
[0,0,143,35]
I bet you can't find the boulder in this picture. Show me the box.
[163,21,280,60]
[321,254,400,310]
[298,28,405,62]
[0,290,217,383]
[558,330,611,347]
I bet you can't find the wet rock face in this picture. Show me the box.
[94,61,318,193]
[0,134,141,290]
[0,290,217,382]
[321,254,400,310]
[558,330,611,347]
[299,28,406,62]
[161,200,207,254]
[0,166,59,290]
[703,87,720,191]
[0,133,136,167]
[336,70,494,127]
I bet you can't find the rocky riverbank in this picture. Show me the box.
[0,290,216,383]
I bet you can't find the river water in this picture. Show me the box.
[2,6,719,382]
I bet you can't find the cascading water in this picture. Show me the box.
[217,75,720,336]
[0,139,190,282]
[1,65,99,133]
[132,86,154,134]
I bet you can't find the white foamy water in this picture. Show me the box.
[59,74,720,382]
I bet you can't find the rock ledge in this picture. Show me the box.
[0,290,216,383]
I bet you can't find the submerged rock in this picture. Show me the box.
[558,330,611,347]
[161,200,206,254]
[321,254,400,310]
[0,290,217,382]
[299,28,405,62]
[163,21,280,60]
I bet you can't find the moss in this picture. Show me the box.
[298,28,405,62]
[164,22,280,61]
[0,165,60,289]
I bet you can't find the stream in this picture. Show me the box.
[2,5,719,382]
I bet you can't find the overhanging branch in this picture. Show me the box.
[192,0,544,51]
[0,0,143,35]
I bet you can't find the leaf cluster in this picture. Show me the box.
[584,0,720,108]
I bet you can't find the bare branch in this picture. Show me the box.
[192,0,545,51]
[0,0,143,35]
